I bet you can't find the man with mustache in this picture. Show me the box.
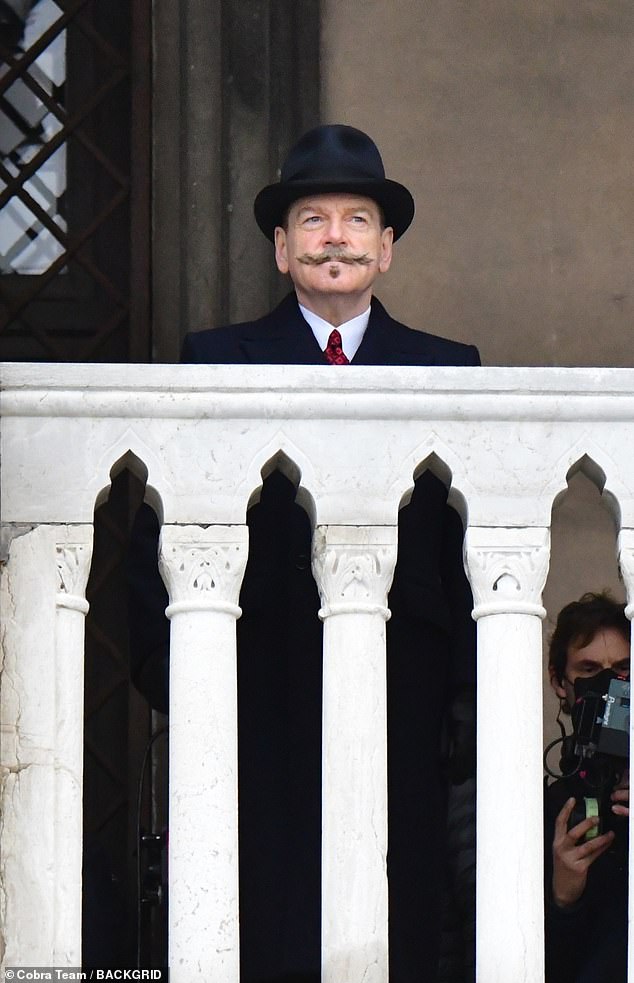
[130,124,479,982]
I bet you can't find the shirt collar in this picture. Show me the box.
[298,303,371,361]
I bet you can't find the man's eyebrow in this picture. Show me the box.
[295,204,324,217]
[294,204,375,217]
[572,657,603,669]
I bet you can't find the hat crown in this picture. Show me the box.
[253,123,414,241]
[281,124,386,184]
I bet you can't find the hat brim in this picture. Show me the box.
[253,179,415,242]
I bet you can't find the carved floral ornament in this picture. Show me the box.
[311,538,398,620]
[55,543,91,614]
[617,529,634,621]
[465,528,551,619]
[158,527,249,617]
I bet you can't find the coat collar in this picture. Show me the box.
[238,292,408,365]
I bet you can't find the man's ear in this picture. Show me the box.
[274,227,289,274]
[549,666,567,702]
[378,226,394,273]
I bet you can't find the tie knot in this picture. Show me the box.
[324,329,349,365]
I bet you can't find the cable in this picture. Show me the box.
[543,735,580,780]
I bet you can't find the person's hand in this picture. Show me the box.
[611,768,630,818]
[551,797,615,908]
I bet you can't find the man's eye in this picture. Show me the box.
[350,215,367,224]
[303,215,322,225]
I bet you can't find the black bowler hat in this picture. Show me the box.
[253,124,415,242]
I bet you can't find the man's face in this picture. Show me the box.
[551,627,631,709]
[274,193,393,311]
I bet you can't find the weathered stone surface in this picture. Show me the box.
[1,362,633,980]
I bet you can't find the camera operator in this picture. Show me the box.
[545,592,630,983]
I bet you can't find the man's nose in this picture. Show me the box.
[323,215,346,244]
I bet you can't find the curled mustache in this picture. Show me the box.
[297,247,373,267]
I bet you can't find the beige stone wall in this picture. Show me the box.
[321,0,631,743]
[321,0,633,369]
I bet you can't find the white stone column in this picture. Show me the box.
[617,529,634,983]
[53,525,93,964]
[2,526,58,966]
[465,526,550,983]
[159,524,248,983]
[0,524,92,969]
[311,525,397,983]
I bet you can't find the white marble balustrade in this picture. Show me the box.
[1,363,633,982]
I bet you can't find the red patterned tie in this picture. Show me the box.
[323,329,349,365]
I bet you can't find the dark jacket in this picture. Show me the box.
[544,774,628,983]
[128,292,479,983]
[181,290,480,369]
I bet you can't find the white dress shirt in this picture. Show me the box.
[299,303,371,361]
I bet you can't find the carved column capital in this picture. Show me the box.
[465,526,550,620]
[311,525,398,621]
[617,529,634,621]
[55,526,93,614]
[159,524,249,619]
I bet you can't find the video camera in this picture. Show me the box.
[565,668,629,837]
[570,670,630,762]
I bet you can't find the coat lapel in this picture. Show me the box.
[239,293,326,365]
[352,297,404,365]
[352,297,452,366]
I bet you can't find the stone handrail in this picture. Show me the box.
[1,363,633,982]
